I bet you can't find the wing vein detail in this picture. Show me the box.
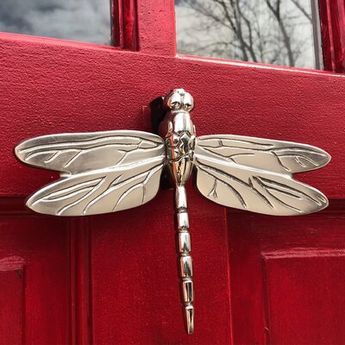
[196,158,274,209]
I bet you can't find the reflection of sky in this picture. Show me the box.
[176,1,317,68]
[0,0,316,69]
[0,0,111,44]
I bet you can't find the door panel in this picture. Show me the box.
[0,259,24,345]
[0,205,70,344]
[230,204,345,344]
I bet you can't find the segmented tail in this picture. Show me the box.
[175,185,194,334]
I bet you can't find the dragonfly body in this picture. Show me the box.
[14,88,331,335]
[160,89,197,333]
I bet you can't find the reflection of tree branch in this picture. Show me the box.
[233,0,257,61]
[214,0,249,61]
[265,0,295,66]
[182,0,232,30]
[291,0,312,22]
[178,0,313,67]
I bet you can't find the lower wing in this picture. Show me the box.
[27,157,164,216]
[194,154,328,216]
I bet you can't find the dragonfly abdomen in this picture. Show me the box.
[175,185,194,334]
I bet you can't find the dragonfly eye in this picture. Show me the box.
[171,101,181,110]
[164,89,187,110]
[183,103,193,111]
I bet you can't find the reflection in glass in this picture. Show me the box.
[0,0,111,45]
[176,0,319,68]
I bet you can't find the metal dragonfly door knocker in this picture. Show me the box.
[15,88,330,334]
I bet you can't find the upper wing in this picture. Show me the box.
[196,135,330,174]
[15,130,164,174]
[194,135,331,216]
[15,130,166,216]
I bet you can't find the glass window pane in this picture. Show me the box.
[176,0,320,69]
[0,0,111,45]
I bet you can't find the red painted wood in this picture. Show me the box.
[112,0,176,55]
[112,0,138,50]
[229,204,345,344]
[136,0,176,55]
[319,0,345,72]
[0,257,24,345]
[0,212,70,344]
[91,186,231,344]
[69,220,92,345]
[0,3,345,344]
[0,35,342,198]
[264,254,345,344]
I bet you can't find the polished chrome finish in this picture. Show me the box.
[159,89,196,186]
[15,88,331,336]
[182,279,193,303]
[161,90,196,334]
[177,211,189,229]
[185,304,194,335]
[175,185,188,209]
[175,185,194,334]
[194,135,330,215]
[164,88,194,112]
[180,255,193,277]
[178,232,191,253]
[15,131,165,216]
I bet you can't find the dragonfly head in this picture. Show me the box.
[159,88,196,139]
[164,88,194,112]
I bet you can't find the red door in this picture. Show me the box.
[0,1,344,344]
